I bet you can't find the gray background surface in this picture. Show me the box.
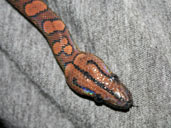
[0,0,171,128]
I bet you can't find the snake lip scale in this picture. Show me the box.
[8,0,133,111]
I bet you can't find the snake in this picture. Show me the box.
[7,0,133,110]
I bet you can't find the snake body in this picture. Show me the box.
[8,0,133,110]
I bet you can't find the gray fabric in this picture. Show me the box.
[0,0,171,128]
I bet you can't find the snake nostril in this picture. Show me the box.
[124,100,133,109]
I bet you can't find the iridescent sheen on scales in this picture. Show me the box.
[8,0,133,110]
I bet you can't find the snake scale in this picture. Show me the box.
[7,0,133,110]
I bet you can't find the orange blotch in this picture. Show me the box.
[52,42,61,55]
[43,21,54,34]
[64,63,73,78]
[53,20,65,31]
[60,37,68,46]
[64,45,72,55]
[25,0,47,16]
[43,20,65,34]
[73,53,86,65]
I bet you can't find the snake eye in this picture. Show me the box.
[94,94,103,104]
[110,73,119,82]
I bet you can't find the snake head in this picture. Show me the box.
[65,53,133,110]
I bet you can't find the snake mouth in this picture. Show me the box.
[103,98,133,111]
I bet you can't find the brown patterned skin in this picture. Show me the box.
[8,0,133,110]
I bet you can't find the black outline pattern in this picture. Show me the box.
[63,52,81,68]
[41,18,66,35]
[24,0,48,17]
[52,36,74,56]
[73,63,120,99]
[87,60,111,78]
[72,77,95,96]
[87,60,120,82]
